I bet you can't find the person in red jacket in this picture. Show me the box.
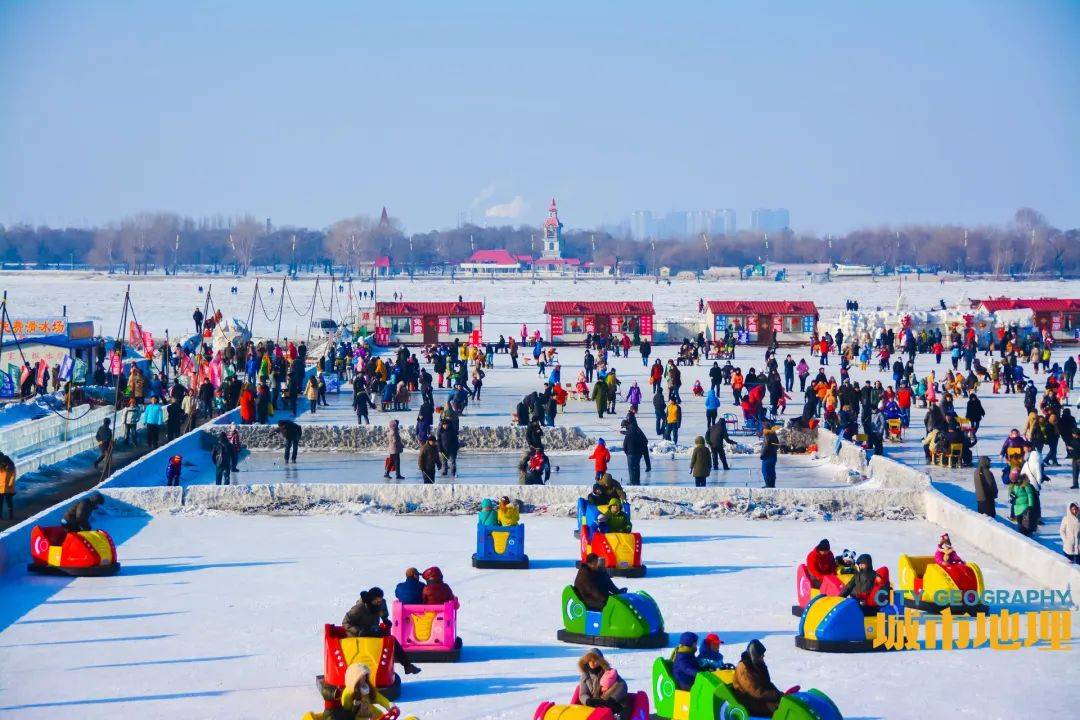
[420,566,455,604]
[238,383,256,424]
[589,438,611,481]
[805,539,838,588]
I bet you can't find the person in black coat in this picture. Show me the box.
[525,418,544,451]
[574,554,623,611]
[621,413,650,485]
[277,419,301,463]
[212,433,233,485]
[437,417,460,476]
[707,419,731,471]
[965,393,986,433]
[352,387,373,425]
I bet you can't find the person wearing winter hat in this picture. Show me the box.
[478,498,499,526]
[394,568,425,605]
[577,649,630,716]
[589,438,612,481]
[934,533,964,566]
[689,436,711,487]
[698,633,730,671]
[602,500,632,533]
[587,472,626,507]
[420,566,455,604]
[497,496,520,526]
[839,553,890,613]
[340,663,394,719]
[804,539,837,589]
[671,631,702,690]
[732,639,787,717]
[1060,503,1080,564]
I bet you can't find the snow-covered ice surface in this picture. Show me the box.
[2,271,1079,718]
[1,514,1075,720]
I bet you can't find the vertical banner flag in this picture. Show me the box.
[59,355,74,381]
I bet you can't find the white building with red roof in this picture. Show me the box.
[705,300,819,345]
[374,300,484,345]
[543,300,654,342]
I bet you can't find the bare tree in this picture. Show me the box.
[228,215,262,274]
[326,215,377,274]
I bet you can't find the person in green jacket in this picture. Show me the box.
[690,436,711,487]
[478,498,499,526]
[591,380,609,419]
[1010,478,1036,536]
[602,500,633,533]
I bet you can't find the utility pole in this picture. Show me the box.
[275,276,286,343]
[173,233,180,275]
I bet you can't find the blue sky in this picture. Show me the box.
[1,1,1077,233]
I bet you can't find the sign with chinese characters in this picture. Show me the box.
[374,326,390,346]
[772,315,784,332]
[713,315,727,332]
[411,316,423,335]
[746,315,758,333]
[1,318,67,337]
[550,314,564,336]
[802,315,815,333]
[438,316,449,334]
[584,316,595,334]
[639,314,653,337]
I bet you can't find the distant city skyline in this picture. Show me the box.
[1,2,1077,233]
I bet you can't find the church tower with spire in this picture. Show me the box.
[541,197,564,260]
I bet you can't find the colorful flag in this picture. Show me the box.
[129,321,144,351]
[109,351,122,375]
[0,370,13,398]
[35,358,48,386]
[73,358,88,383]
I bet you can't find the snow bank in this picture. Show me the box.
[821,430,1080,592]
[923,486,1080,593]
[815,428,868,474]
[100,482,923,521]
[206,423,595,452]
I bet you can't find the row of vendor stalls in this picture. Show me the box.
[371,299,820,346]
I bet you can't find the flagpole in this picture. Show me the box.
[0,291,7,399]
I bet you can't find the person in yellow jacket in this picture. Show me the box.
[0,451,15,520]
[665,399,683,445]
[497,496,520,526]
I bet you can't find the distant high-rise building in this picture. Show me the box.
[630,210,653,240]
[751,208,790,233]
[631,208,736,239]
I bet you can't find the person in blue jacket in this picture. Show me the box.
[394,567,425,605]
[698,633,731,670]
[478,498,499,526]
[671,631,702,691]
[704,387,721,428]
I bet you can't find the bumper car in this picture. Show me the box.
[576,498,631,539]
[578,526,645,578]
[391,599,462,662]
[557,585,667,649]
[897,555,987,615]
[27,525,119,576]
[472,522,529,569]
[795,595,898,653]
[651,657,842,720]
[320,624,401,700]
[791,564,852,616]
[534,686,650,720]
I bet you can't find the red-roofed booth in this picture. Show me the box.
[976,298,1080,341]
[543,301,654,343]
[706,300,818,345]
[374,301,483,345]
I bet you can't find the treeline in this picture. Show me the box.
[0,207,1075,276]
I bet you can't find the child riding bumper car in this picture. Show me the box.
[791,541,854,616]
[391,599,463,662]
[27,525,119,576]
[557,585,667,649]
[321,624,401,700]
[304,663,417,720]
[898,552,986,615]
[578,526,645,578]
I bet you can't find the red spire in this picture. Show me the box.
[549,197,557,213]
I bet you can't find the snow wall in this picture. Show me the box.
[97,482,923,522]
[203,423,596,452]
[819,429,1080,592]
